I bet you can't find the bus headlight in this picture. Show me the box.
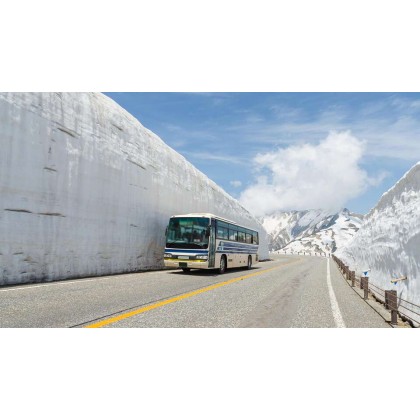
[164,253,172,258]
[196,255,208,260]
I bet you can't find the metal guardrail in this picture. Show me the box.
[332,255,419,327]
[278,250,332,257]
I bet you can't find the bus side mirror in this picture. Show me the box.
[165,226,168,236]
[205,227,210,238]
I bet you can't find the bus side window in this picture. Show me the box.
[237,230,245,243]
[229,230,238,241]
[216,221,229,240]
[253,232,259,245]
[217,227,228,239]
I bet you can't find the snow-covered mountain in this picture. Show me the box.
[261,209,363,254]
[337,162,420,325]
[0,93,269,285]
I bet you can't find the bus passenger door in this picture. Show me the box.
[208,218,216,268]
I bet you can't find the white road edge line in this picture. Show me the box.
[326,258,346,328]
[0,276,113,292]
[0,270,163,293]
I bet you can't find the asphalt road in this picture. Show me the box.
[0,255,390,328]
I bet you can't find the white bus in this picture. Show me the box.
[164,213,259,274]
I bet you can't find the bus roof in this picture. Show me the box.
[169,213,258,232]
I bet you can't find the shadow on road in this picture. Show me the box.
[167,267,260,277]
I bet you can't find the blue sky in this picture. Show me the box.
[105,93,420,216]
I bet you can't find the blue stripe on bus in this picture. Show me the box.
[216,250,258,254]
[218,244,258,249]
[218,246,257,249]
[217,245,258,250]
[217,243,258,251]
[218,241,258,247]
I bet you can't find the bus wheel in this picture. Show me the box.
[219,255,227,274]
[247,255,252,270]
[182,268,191,273]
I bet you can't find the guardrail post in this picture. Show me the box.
[345,266,349,280]
[350,271,355,287]
[361,276,368,299]
[386,290,398,325]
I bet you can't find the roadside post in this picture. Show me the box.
[361,277,369,299]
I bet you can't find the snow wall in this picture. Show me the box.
[336,162,420,326]
[0,92,269,285]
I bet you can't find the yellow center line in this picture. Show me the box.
[85,259,300,328]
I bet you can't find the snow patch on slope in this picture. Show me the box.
[337,162,420,325]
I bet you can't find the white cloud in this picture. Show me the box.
[182,151,246,165]
[239,131,378,216]
[230,180,242,188]
[224,96,420,161]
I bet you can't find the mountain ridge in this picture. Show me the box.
[260,208,364,254]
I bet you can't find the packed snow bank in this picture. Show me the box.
[0,93,268,285]
[336,162,420,325]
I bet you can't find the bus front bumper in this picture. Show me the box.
[164,259,209,270]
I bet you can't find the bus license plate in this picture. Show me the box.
[179,262,188,268]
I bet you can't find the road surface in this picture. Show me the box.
[0,255,390,328]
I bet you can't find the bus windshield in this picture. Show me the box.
[166,217,210,249]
